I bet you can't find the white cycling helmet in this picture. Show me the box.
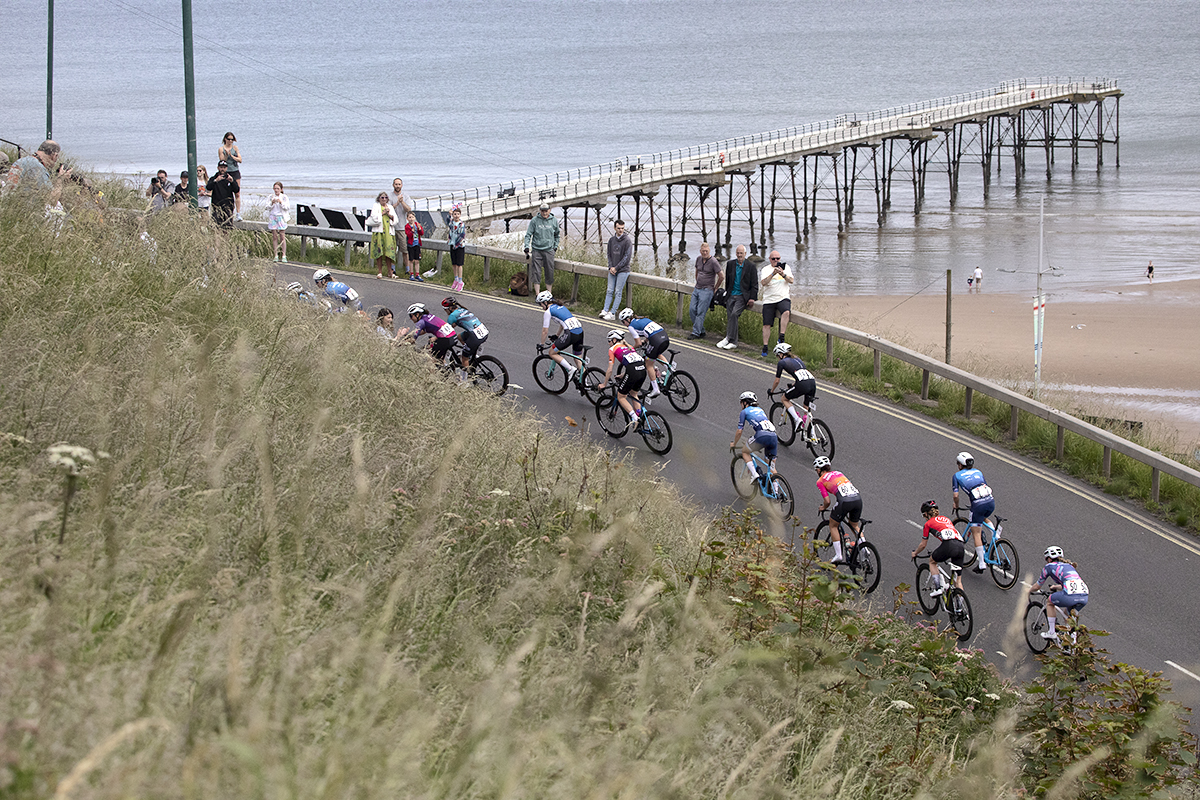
[956,451,975,468]
[407,303,426,317]
[773,342,792,356]
[535,290,553,304]
[312,268,331,283]
[739,390,758,405]
[606,328,625,342]
[813,456,831,471]
[286,281,303,294]
[618,307,634,323]
[1043,545,1064,560]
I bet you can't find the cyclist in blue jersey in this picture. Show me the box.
[537,290,584,381]
[951,451,995,573]
[312,269,363,313]
[1029,546,1090,639]
[599,329,648,431]
[404,302,458,361]
[286,281,331,311]
[768,342,816,428]
[441,296,489,370]
[731,391,778,480]
[618,307,668,398]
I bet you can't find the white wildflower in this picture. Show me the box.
[965,696,980,704]
[889,700,915,711]
[728,596,744,605]
[47,444,100,476]
[985,692,1001,701]
[488,489,511,497]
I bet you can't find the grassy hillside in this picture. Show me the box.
[0,192,1194,798]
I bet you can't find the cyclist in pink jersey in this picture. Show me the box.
[814,456,862,564]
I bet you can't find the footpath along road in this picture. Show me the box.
[276,264,1200,716]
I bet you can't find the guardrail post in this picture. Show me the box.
[1151,468,1160,503]
[436,250,444,272]
[482,256,491,282]
[571,272,580,303]
[1009,406,1019,439]
[921,369,930,400]
[300,235,308,259]
[676,288,685,327]
[964,387,973,419]
[826,334,833,367]
[1056,425,1065,460]
[343,241,352,267]
[873,350,881,381]
[1103,446,1112,478]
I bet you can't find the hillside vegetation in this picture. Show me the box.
[0,192,1194,798]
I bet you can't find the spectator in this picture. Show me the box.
[390,177,414,272]
[147,169,172,211]
[717,245,757,350]
[217,132,243,220]
[5,140,67,195]
[267,181,290,262]
[523,202,560,297]
[688,241,723,339]
[170,171,192,206]
[758,250,794,356]
[447,205,467,291]
[404,211,424,281]
[367,191,399,278]
[206,160,239,228]
[195,165,212,214]
[600,219,632,320]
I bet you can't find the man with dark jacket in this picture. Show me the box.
[207,160,239,228]
[717,245,758,350]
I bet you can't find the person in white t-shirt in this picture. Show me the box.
[758,250,794,357]
[972,266,983,292]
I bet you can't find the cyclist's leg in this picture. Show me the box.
[970,500,994,565]
[742,436,763,478]
[616,391,634,417]
[828,503,847,562]
[844,497,863,543]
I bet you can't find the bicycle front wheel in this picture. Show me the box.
[915,564,939,615]
[768,402,797,446]
[664,370,700,414]
[581,367,606,404]
[532,355,568,394]
[804,419,835,461]
[989,538,1020,590]
[471,355,509,396]
[1023,600,1052,654]
[730,454,758,499]
[765,473,794,519]
[947,588,974,642]
[640,410,673,455]
[595,391,629,438]
[849,541,882,594]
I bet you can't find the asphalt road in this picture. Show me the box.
[278,264,1200,716]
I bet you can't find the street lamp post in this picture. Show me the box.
[999,196,1060,400]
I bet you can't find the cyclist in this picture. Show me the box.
[598,328,647,431]
[768,342,816,430]
[912,499,965,596]
[731,390,778,485]
[1029,546,1089,639]
[537,290,584,381]
[951,451,996,573]
[286,281,330,311]
[441,296,489,370]
[814,457,862,564]
[618,307,668,398]
[404,302,458,362]
[312,268,363,313]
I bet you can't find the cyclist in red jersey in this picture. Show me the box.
[912,499,965,596]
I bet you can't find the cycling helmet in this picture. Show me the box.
[606,328,625,343]
[441,296,459,312]
[618,307,634,323]
[312,268,331,283]
[407,303,427,317]
[739,390,758,405]
[286,281,303,294]
[956,451,975,468]
[535,290,553,304]
[773,342,792,356]
[920,499,939,515]
[1043,545,1064,560]
[813,456,831,472]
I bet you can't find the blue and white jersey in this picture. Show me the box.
[322,281,362,312]
[952,468,993,508]
[447,308,488,338]
[1038,562,1089,596]
[627,317,663,341]
[543,303,582,333]
[738,405,777,434]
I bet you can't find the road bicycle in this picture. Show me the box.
[810,509,881,594]
[729,447,795,518]
[951,512,1020,590]
[594,387,673,455]
[532,344,605,403]
[439,340,509,395]
[767,389,835,460]
[1024,589,1083,654]
[913,554,974,642]
[643,347,700,414]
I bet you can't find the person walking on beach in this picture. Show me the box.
[217,132,243,220]
[688,242,723,339]
[524,203,560,298]
[600,220,633,320]
[447,205,467,291]
[717,245,757,350]
[758,250,794,356]
[368,191,399,278]
[206,160,238,228]
[1147,260,1154,282]
[268,182,290,262]
[973,266,983,292]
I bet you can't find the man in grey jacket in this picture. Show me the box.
[523,203,561,297]
[600,220,633,320]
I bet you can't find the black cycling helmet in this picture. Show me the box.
[920,499,939,516]
[441,296,459,312]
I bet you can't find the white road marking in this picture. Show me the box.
[1165,660,1200,683]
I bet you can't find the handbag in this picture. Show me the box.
[711,287,727,309]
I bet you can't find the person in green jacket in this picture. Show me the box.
[523,202,560,297]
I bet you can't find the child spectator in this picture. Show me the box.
[195,165,211,214]
[405,211,424,282]
[447,205,466,291]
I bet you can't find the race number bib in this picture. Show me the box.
[796,369,814,381]
[473,323,489,337]
[643,321,663,335]
[755,420,776,433]
[624,352,644,364]
[836,481,859,498]
[437,323,455,337]
[1064,578,1089,595]
[970,484,993,501]
[562,317,582,331]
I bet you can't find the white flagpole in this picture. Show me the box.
[1034,197,1046,400]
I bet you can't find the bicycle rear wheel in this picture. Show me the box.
[581,367,606,404]
[765,473,794,518]
[730,454,758,499]
[595,391,629,438]
[640,410,673,455]
[804,419,835,461]
[989,538,1020,590]
[915,564,938,615]
[1023,601,1052,653]
[470,355,509,396]
[849,541,881,594]
[664,370,700,414]
[947,588,974,641]
[532,355,569,394]
[768,402,797,446]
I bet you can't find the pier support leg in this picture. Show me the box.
[747,174,757,255]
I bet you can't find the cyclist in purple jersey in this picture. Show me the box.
[404,303,458,361]
[1029,546,1089,639]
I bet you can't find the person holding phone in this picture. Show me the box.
[758,250,794,357]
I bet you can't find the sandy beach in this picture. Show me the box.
[803,277,1200,450]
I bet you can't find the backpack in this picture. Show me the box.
[509,271,529,296]
[711,287,728,309]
